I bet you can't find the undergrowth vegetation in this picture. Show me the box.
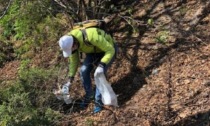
[0,0,65,60]
[0,59,61,125]
[0,1,65,124]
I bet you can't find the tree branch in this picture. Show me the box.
[0,0,13,19]
[188,1,210,31]
[53,0,67,8]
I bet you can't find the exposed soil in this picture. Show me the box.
[0,0,210,126]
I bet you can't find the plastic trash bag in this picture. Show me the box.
[94,73,118,107]
[53,82,72,104]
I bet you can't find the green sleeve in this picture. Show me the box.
[68,50,79,77]
[87,29,115,64]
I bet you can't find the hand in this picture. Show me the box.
[62,81,71,94]
[94,66,104,77]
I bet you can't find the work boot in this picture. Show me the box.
[93,100,103,113]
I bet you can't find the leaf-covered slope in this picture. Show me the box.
[0,0,210,126]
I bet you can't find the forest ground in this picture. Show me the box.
[0,0,210,126]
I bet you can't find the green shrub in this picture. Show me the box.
[0,94,60,126]
[0,60,61,126]
[0,0,64,60]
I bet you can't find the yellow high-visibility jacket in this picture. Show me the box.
[67,27,115,77]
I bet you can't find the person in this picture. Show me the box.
[58,27,117,113]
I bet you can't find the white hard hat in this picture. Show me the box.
[59,35,74,57]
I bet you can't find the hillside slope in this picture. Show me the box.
[0,0,210,126]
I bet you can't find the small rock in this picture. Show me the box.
[152,69,159,75]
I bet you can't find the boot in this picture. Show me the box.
[93,100,103,113]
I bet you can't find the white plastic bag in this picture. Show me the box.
[53,82,72,104]
[94,74,118,107]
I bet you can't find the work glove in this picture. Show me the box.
[61,81,72,104]
[94,63,105,77]
[53,81,72,104]
[62,81,71,94]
